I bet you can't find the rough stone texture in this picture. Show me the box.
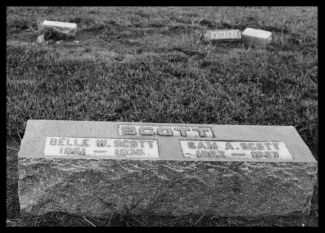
[18,120,317,217]
[18,159,316,217]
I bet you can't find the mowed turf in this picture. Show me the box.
[6,7,318,226]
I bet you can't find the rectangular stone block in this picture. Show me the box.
[41,20,77,36]
[205,30,241,40]
[18,120,317,218]
[242,28,272,47]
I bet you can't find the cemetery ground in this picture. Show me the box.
[6,7,318,227]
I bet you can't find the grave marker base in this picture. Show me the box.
[18,120,317,217]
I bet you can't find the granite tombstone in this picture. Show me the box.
[18,120,317,218]
[41,20,77,39]
[242,28,272,47]
[205,30,241,41]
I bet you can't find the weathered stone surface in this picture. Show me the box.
[205,30,241,41]
[242,28,272,47]
[19,158,316,217]
[18,120,317,218]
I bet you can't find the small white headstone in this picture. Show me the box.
[41,20,77,36]
[205,30,241,41]
[242,28,272,47]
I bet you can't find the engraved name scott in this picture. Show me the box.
[118,125,214,138]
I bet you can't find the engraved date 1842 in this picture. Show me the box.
[181,141,288,159]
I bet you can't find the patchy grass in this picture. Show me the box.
[7,7,318,226]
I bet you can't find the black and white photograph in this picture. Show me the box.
[6,6,318,227]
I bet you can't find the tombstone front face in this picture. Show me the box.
[205,30,241,41]
[18,120,317,218]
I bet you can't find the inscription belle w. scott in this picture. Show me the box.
[45,137,159,158]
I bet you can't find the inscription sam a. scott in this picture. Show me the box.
[180,141,293,160]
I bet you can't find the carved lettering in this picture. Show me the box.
[120,126,137,135]
[174,127,190,137]
[197,142,207,149]
[192,128,210,137]
[50,138,57,145]
[58,138,64,146]
[139,127,155,136]
[146,141,154,148]
[157,127,173,136]
[248,143,256,150]
[45,137,159,158]
[96,139,107,147]
[118,125,214,138]
[256,143,264,150]
[225,142,235,150]
[272,151,280,158]
[66,139,73,146]
[272,143,280,150]
[264,142,273,150]
[208,142,218,149]
[129,140,138,148]
[180,141,292,160]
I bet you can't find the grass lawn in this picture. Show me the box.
[6,6,318,226]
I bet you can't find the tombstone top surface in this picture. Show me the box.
[18,120,316,163]
[242,28,272,39]
[42,20,77,29]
